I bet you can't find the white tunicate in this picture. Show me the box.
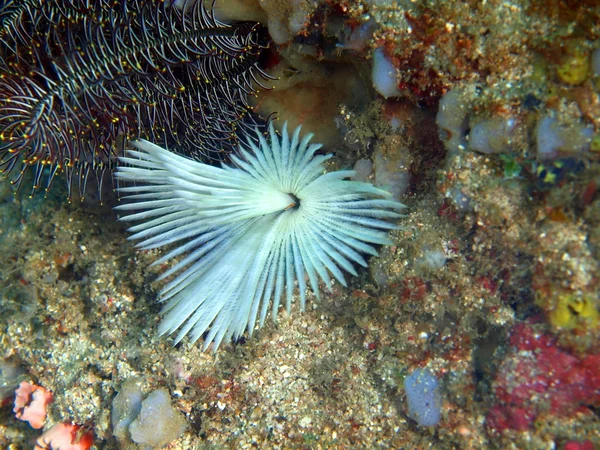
[389,116,403,130]
[129,389,187,448]
[260,0,318,45]
[337,19,377,52]
[468,116,517,154]
[536,116,563,161]
[418,249,446,270]
[351,159,373,182]
[0,360,25,401]
[372,48,402,98]
[374,149,410,201]
[436,89,470,154]
[371,263,391,289]
[446,185,472,213]
[536,114,594,161]
[112,380,144,442]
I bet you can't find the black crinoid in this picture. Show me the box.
[0,0,271,200]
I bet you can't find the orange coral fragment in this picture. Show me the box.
[13,381,53,429]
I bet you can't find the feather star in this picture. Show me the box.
[115,123,405,350]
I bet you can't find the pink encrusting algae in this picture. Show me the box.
[13,381,53,429]
[34,423,94,450]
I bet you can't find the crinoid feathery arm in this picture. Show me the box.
[0,0,269,199]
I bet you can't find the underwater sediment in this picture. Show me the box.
[1,0,599,449]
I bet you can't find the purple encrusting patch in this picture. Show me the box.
[404,369,442,427]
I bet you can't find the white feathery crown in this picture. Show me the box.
[115,123,405,350]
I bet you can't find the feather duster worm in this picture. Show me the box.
[116,124,405,350]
